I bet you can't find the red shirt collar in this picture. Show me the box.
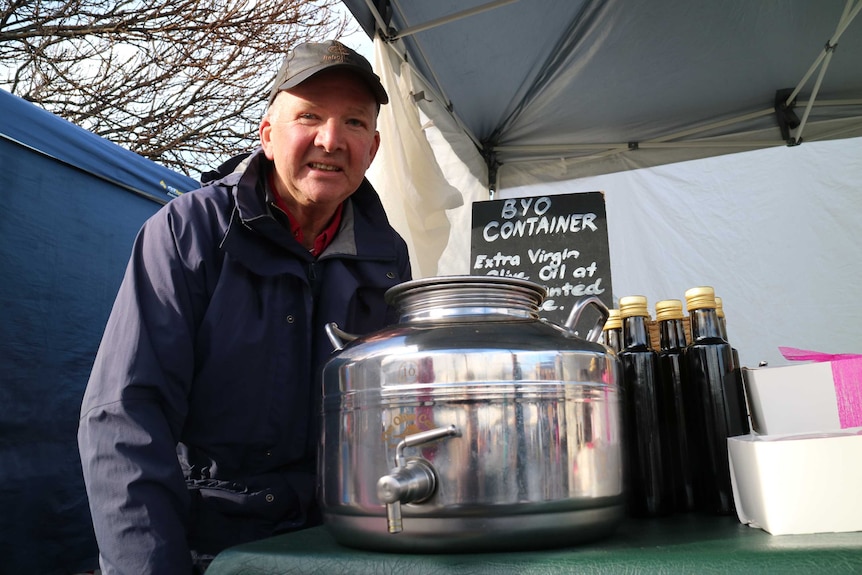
[269,173,343,257]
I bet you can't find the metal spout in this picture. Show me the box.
[377,459,436,533]
[376,425,459,533]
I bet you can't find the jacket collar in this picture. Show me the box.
[219,148,401,275]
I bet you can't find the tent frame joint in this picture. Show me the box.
[482,145,500,199]
[774,88,801,144]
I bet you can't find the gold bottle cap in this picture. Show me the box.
[715,296,725,318]
[603,308,622,331]
[655,299,684,322]
[685,286,717,310]
[618,295,650,319]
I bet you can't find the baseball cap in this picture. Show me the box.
[267,40,389,106]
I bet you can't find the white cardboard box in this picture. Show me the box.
[742,359,862,435]
[728,432,862,535]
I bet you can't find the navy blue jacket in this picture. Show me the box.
[78,149,411,574]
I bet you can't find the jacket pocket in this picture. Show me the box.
[186,471,313,554]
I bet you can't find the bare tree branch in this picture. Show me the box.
[0,0,354,177]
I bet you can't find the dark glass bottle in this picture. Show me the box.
[683,286,750,515]
[600,308,622,354]
[715,296,749,424]
[618,295,672,517]
[655,299,695,512]
[715,297,740,368]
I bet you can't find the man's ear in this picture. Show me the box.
[368,130,381,165]
[259,116,274,159]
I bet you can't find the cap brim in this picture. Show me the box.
[274,63,389,106]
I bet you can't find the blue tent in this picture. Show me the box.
[0,89,199,573]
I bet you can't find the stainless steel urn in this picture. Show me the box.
[319,276,623,552]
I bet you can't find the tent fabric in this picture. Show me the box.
[0,89,195,204]
[368,65,862,369]
[368,48,464,278]
[0,89,198,573]
[345,0,862,191]
[499,136,862,370]
[348,0,862,275]
[342,2,862,369]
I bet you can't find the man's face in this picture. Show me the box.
[260,68,380,216]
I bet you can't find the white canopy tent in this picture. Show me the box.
[343,0,862,367]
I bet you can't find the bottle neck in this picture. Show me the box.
[689,308,725,342]
[601,328,622,353]
[658,318,686,350]
[622,315,651,349]
[718,316,728,340]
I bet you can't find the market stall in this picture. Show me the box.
[199,2,862,571]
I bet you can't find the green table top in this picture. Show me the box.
[207,515,862,575]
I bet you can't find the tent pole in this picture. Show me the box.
[360,0,390,37]
[784,0,862,144]
[485,148,499,199]
[784,0,860,106]
[390,0,521,41]
[792,48,836,144]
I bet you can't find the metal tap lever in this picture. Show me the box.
[564,295,610,342]
[376,424,460,534]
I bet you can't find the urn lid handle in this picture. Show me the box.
[564,296,610,343]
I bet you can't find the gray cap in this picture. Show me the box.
[268,40,389,106]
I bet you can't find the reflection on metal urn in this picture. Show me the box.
[320,276,624,552]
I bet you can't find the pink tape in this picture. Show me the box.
[832,359,862,428]
[778,346,862,362]
[779,347,862,428]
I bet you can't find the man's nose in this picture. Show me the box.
[314,119,344,153]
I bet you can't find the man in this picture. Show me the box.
[78,40,411,574]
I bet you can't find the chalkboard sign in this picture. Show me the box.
[470,191,613,327]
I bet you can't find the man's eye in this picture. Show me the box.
[347,118,366,127]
